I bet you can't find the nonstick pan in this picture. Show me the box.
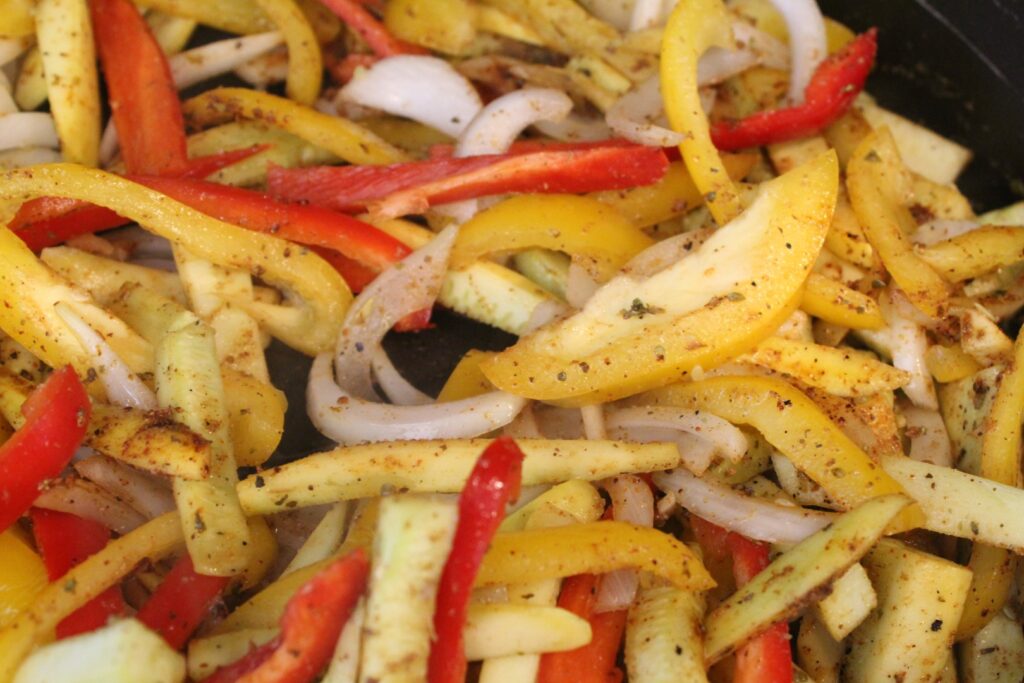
[268,1,1024,464]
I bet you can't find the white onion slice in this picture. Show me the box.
[503,402,544,438]
[335,224,460,401]
[606,406,748,462]
[0,112,59,151]
[0,37,31,67]
[730,21,790,71]
[578,0,634,31]
[884,289,938,409]
[911,219,980,246]
[456,88,573,157]
[903,406,953,467]
[565,263,601,309]
[595,474,655,611]
[653,467,835,544]
[340,56,483,138]
[170,31,283,90]
[371,347,432,406]
[308,354,527,445]
[0,146,62,168]
[35,477,148,535]
[580,404,606,440]
[606,75,684,148]
[233,48,289,88]
[0,74,15,115]
[532,115,612,143]
[630,0,667,31]
[768,0,827,103]
[74,455,176,519]
[55,302,157,410]
[622,229,713,279]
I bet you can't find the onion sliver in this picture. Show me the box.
[653,467,835,544]
[75,455,176,519]
[884,289,938,409]
[371,347,432,406]
[334,224,459,401]
[595,474,654,611]
[532,115,612,143]
[456,88,573,157]
[606,75,684,148]
[768,0,827,103]
[55,302,157,410]
[606,406,748,462]
[170,32,284,90]
[903,406,953,467]
[340,56,482,138]
[911,219,980,246]
[308,354,527,445]
[0,112,59,151]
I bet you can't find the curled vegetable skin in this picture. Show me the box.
[0,164,349,355]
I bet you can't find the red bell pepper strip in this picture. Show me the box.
[428,436,526,683]
[136,555,230,650]
[710,29,878,151]
[426,139,637,159]
[691,516,793,683]
[203,548,371,683]
[268,145,670,215]
[0,366,91,534]
[29,508,128,639]
[89,0,189,176]
[537,573,628,683]
[318,0,428,57]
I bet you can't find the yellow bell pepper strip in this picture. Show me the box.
[481,152,838,404]
[252,0,321,106]
[918,226,1024,282]
[587,154,757,229]
[0,512,182,683]
[925,344,983,383]
[35,0,100,167]
[133,0,273,35]
[0,530,48,630]
[450,195,654,283]
[847,127,952,317]
[0,164,349,356]
[801,272,885,329]
[0,366,91,534]
[475,522,714,592]
[437,350,496,401]
[661,0,742,226]
[956,331,1024,640]
[384,0,476,55]
[182,88,408,166]
[645,375,923,532]
[0,0,34,36]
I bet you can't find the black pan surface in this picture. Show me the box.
[269,1,1024,464]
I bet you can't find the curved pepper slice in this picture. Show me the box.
[0,366,90,534]
[450,194,654,283]
[481,152,838,404]
[646,375,924,533]
[661,0,743,226]
[0,164,349,356]
[709,29,878,152]
[428,436,525,683]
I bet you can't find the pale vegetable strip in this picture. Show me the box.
[156,311,250,576]
[133,0,272,35]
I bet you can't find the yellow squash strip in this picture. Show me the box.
[956,331,1024,640]
[13,47,47,112]
[0,0,35,37]
[741,336,910,397]
[588,155,757,229]
[133,0,272,35]
[482,153,838,404]
[647,376,923,532]
[824,190,875,269]
[182,88,408,166]
[925,343,983,383]
[847,127,952,317]
[0,224,152,390]
[251,0,321,106]
[237,439,682,513]
[801,272,885,329]
[0,164,349,356]
[0,531,47,631]
[626,583,709,683]
[476,522,714,592]
[146,11,198,55]
[661,0,742,225]
[464,604,592,660]
[41,246,188,306]
[157,311,250,576]
[34,0,100,167]
[704,494,912,663]
[450,194,654,282]
[0,513,183,683]
[918,226,1024,282]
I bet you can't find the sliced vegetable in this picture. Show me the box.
[709,29,877,151]
[137,556,229,650]
[429,437,525,683]
[322,0,428,56]
[0,366,90,533]
[30,509,127,639]
[202,550,369,683]
[252,0,320,105]
[89,0,188,176]
[623,581,707,683]
[0,530,48,630]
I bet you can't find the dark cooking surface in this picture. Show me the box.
[269,0,1024,464]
